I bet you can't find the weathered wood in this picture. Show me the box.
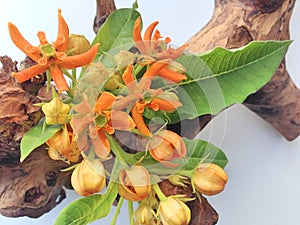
[0,56,72,218]
[93,0,116,34]
[0,145,72,218]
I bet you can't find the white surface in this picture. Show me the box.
[0,1,299,225]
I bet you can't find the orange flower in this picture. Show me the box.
[114,64,182,137]
[8,9,100,93]
[148,130,187,168]
[72,92,135,159]
[133,16,187,60]
[117,165,151,201]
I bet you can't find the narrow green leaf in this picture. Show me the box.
[169,40,291,123]
[20,120,61,162]
[92,8,141,61]
[54,183,118,225]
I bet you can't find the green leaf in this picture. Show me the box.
[54,183,118,225]
[180,138,228,170]
[92,8,141,61]
[168,40,291,123]
[20,119,62,162]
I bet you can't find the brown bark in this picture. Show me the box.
[93,0,116,34]
[186,0,300,141]
[0,56,72,218]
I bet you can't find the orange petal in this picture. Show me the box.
[72,99,94,115]
[38,56,48,66]
[133,17,147,54]
[162,130,186,158]
[161,44,188,60]
[60,43,100,69]
[151,97,182,112]
[143,21,159,48]
[49,64,69,93]
[8,22,41,61]
[142,59,172,78]
[152,30,162,41]
[11,64,47,83]
[113,95,137,111]
[122,65,137,92]
[131,104,152,137]
[90,129,111,159]
[37,31,48,45]
[157,67,187,83]
[55,9,69,52]
[110,110,136,131]
[95,91,116,113]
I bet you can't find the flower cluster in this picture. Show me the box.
[11,10,228,225]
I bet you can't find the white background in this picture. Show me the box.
[0,1,299,225]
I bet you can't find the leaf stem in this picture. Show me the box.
[110,197,124,225]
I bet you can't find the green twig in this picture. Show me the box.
[110,197,124,225]
[128,200,134,225]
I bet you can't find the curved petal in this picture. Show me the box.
[143,21,159,48]
[49,64,69,93]
[110,110,135,131]
[95,91,116,113]
[37,31,48,45]
[55,9,69,51]
[151,97,182,112]
[90,129,111,159]
[133,17,147,54]
[131,104,152,137]
[157,67,187,83]
[11,64,47,82]
[8,22,41,61]
[60,43,100,69]
[122,65,137,92]
[113,95,136,111]
[142,59,172,78]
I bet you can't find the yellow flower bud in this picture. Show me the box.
[113,50,136,69]
[104,74,122,90]
[159,197,191,225]
[67,34,91,56]
[42,97,70,125]
[46,124,80,163]
[149,130,186,168]
[81,62,109,88]
[134,202,155,225]
[71,159,106,197]
[193,163,228,196]
[117,166,151,201]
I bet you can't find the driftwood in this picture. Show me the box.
[0,0,298,224]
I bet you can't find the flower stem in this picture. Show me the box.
[110,197,124,225]
[152,183,167,202]
[128,200,134,225]
[178,169,194,178]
